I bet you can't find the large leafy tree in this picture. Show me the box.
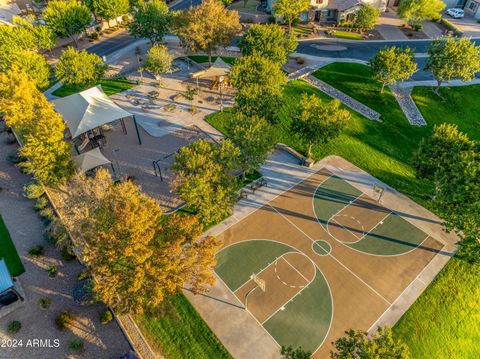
[143,44,173,81]
[426,37,480,95]
[292,94,350,158]
[171,139,240,225]
[398,0,445,27]
[56,169,221,315]
[239,24,297,65]
[369,46,417,93]
[12,17,56,51]
[230,53,287,121]
[414,124,476,180]
[129,0,171,44]
[227,113,275,178]
[0,69,74,185]
[0,50,51,89]
[56,47,107,86]
[355,4,380,30]
[273,0,310,33]
[331,327,410,359]
[93,0,130,26]
[174,0,241,64]
[414,124,480,262]
[44,0,92,47]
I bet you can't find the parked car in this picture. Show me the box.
[446,8,465,19]
[0,291,19,307]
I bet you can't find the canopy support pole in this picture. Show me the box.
[132,115,142,145]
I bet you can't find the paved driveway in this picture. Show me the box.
[448,15,480,37]
[0,126,131,358]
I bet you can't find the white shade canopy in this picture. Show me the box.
[73,147,111,172]
[53,85,132,138]
[192,57,232,79]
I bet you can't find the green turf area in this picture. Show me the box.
[393,258,480,358]
[349,214,428,255]
[137,293,232,359]
[313,175,362,227]
[215,240,293,290]
[312,240,331,256]
[0,215,25,277]
[264,268,332,352]
[52,77,136,97]
[188,56,236,65]
[333,30,364,40]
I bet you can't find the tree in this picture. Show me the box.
[227,113,275,178]
[239,24,297,65]
[55,169,221,315]
[369,46,417,93]
[56,47,107,86]
[229,53,287,121]
[414,124,476,180]
[414,124,480,263]
[426,37,480,96]
[355,4,380,31]
[0,50,51,89]
[93,0,129,26]
[11,17,56,51]
[171,139,240,225]
[129,0,171,45]
[281,345,311,359]
[44,0,92,47]
[331,327,410,359]
[273,0,310,33]
[398,0,445,28]
[0,69,74,185]
[292,94,350,158]
[174,0,241,64]
[143,44,173,81]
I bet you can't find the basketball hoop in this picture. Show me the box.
[252,273,266,292]
[373,183,385,203]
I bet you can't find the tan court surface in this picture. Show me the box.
[215,168,445,357]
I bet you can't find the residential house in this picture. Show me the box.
[442,0,480,19]
[267,0,388,24]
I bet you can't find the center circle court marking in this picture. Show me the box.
[327,214,365,244]
[312,240,331,256]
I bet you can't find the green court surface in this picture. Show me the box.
[215,240,333,353]
[0,214,25,277]
[313,175,362,225]
[349,213,428,255]
[215,240,292,291]
[313,175,429,256]
[312,240,331,256]
[263,268,332,352]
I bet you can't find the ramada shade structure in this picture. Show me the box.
[73,147,112,173]
[0,259,13,294]
[52,85,135,139]
[191,57,232,79]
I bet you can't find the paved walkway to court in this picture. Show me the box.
[187,151,458,359]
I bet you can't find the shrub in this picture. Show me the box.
[44,219,69,246]
[89,32,99,40]
[23,181,45,199]
[55,311,74,330]
[122,15,129,22]
[33,196,49,211]
[47,265,58,278]
[38,206,55,223]
[7,321,21,334]
[441,18,462,34]
[60,246,75,261]
[100,309,113,324]
[295,56,305,65]
[68,339,84,353]
[77,269,90,281]
[38,297,52,309]
[28,245,44,257]
[413,23,423,32]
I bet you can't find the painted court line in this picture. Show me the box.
[281,256,311,283]
[330,217,364,242]
[266,203,392,306]
[358,210,393,241]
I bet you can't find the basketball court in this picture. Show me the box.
[214,167,447,357]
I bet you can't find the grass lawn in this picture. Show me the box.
[333,30,364,40]
[207,61,480,357]
[137,293,232,359]
[188,56,236,65]
[0,214,25,277]
[52,77,136,98]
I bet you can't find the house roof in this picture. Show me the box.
[328,0,361,11]
[192,57,232,79]
[73,147,111,172]
[53,85,132,138]
[0,259,14,294]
